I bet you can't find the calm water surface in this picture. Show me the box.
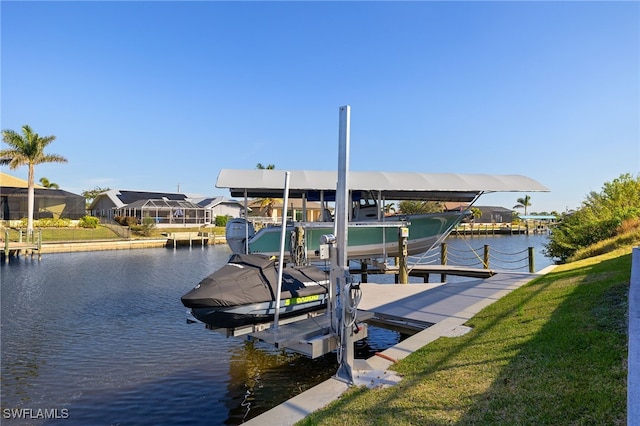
[1,235,551,425]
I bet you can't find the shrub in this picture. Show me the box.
[215,215,230,227]
[114,216,139,226]
[78,215,99,228]
[131,217,156,237]
[20,217,71,228]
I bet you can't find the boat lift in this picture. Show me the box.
[199,106,371,383]
[196,105,549,385]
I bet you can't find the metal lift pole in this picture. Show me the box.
[273,171,291,330]
[335,105,354,383]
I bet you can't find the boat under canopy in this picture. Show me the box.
[216,169,549,261]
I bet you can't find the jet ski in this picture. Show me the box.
[181,253,330,328]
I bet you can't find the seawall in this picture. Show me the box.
[39,239,169,253]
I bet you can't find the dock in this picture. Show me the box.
[0,229,42,263]
[1,241,41,262]
[165,231,212,248]
[204,270,538,360]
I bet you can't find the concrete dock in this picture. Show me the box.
[244,268,555,425]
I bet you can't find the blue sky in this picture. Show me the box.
[2,1,638,213]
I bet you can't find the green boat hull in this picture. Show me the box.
[247,211,465,260]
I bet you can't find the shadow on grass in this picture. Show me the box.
[299,254,630,425]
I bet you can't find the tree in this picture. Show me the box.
[398,200,444,215]
[544,173,640,262]
[256,163,275,170]
[513,195,532,216]
[470,207,483,221]
[1,125,67,236]
[82,186,111,206]
[39,177,60,189]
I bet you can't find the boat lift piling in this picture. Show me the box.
[273,171,291,330]
[334,105,357,384]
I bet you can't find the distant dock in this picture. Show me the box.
[1,229,42,263]
[165,231,225,248]
[453,222,553,235]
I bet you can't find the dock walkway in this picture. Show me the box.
[244,269,553,425]
[1,240,41,263]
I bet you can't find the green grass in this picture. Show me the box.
[298,248,631,425]
[2,225,226,242]
[3,226,120,241]
[568,223,640,262]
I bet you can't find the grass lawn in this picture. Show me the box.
[3,226,226,242]
[299,248,631,425]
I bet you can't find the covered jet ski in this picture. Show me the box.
[181,253,330,328]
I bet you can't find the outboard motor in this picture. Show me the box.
[225,218,255,254]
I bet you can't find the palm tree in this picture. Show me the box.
[39,177,60,189]
[1,125,67,236]
[470,207,483,221]
[383,202,396,215]
[513,195,532,216]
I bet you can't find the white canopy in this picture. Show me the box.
[216,169,549,203]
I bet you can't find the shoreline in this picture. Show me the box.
[33,237,228,254]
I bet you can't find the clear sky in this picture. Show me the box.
[2,1,638,214]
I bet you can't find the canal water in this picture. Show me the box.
[1,235,552,425]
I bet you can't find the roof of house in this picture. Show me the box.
[191,196,246,209]
[89,189,188,209]
[120,198,202,210]
[1,172,46,189]
[0,186,84,198]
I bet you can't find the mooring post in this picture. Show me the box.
[440,242,447,282]
[398,227,408,284]
[483,245,490,269]
[528,247,535,272]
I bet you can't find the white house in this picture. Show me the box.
[192,196,248,221]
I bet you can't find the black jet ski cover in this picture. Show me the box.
[181,253,329,309]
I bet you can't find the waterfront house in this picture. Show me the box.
[0,172,86,223]
[89,189,211,227]
[192,196,249,222]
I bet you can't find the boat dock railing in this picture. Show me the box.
[350,242,538,283]
[412,242,536,273]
